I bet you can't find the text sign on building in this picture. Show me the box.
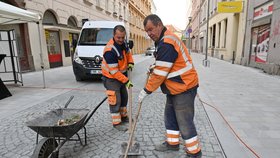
[253,1,273,21]
[217,1,243,13]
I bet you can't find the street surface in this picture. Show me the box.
[1,53,279,158]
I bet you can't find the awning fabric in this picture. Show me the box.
[43,25,81,33]
[0,1,41,25]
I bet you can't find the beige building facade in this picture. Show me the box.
[190,0,247,64]
[26,0,131,70]
[128,0,153,54]
[1,0,153,72]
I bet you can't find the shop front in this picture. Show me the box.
[249,1,273,64]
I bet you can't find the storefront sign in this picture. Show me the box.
[217,1,243,13]
[45,30,49,39]
[254,1,273,20]
[256,26,270,63]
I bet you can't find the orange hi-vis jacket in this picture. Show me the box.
[145,29,198,95]
[101,38,134,83]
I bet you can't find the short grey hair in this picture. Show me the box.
[143,14,163,27]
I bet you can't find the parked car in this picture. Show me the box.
[145,46,155,56]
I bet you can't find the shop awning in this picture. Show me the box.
[43,25,81,33]
[0,2,46,88]
[0,1,41,25]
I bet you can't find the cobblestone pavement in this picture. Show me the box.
[0,88,225,158]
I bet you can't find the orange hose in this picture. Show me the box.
[197,94,261,158]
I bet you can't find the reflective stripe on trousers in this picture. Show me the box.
[164,86,198,140]
[102,77,128,114]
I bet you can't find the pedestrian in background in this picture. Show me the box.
[138,14,202,158]
[101,25,134,131]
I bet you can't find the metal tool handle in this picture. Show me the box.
[84,96,107,125]
[128,70,133,134]
[124,102,142,158]
[64,95,74,108]
[124,71,150,158]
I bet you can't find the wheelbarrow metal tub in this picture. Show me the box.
[26,108,89,139]
[26,96,108,158]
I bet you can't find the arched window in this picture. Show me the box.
[67,16,77,27]
[42,10,58,25]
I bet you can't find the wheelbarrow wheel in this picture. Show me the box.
[32,138,59,158]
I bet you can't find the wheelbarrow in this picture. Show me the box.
[26,96,107,158]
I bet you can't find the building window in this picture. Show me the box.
[123,6,126,21]
[105,0,109,11]
[113,0,117,14]
[119,2,122,16]
[67,16,77,27]
[209,27,212,48]
[218,22,221,48]
[212,24,216,48]
[224,19,227,48]
[250,25,270,63]
[42,10,58,25]
[45,30,62,68]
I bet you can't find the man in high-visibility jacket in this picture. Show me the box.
[102,25,134,131]
[138,14,202,158]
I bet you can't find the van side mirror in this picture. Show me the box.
[128,40,134,49]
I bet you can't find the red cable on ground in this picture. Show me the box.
[197,95,261,158]
[8,85,261,157]
[8,85,163,93]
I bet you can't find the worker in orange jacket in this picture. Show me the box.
[101,25,134,131]
[138,14,202,158]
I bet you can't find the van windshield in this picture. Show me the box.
[78,28,113,46]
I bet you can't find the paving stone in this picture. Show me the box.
[0,81,225,158]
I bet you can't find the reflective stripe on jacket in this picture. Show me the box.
[145,29,198,95]
[102,39,134,83]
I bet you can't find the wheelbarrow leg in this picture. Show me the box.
[36,128,39,144]
[75,133,84,146]
[84,126,87,145]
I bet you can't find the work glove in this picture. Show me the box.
[138,89,149,103]
[127,63,134,71]
[147,64,155,74]
[125,80,133,89]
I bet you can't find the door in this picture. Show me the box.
[45,30,62,68]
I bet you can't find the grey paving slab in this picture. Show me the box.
[4,53,278,158]
[193,53,280,158]
[0,90,225,158]
[0,54,225,158]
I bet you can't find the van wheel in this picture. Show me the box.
[75,75,83,81]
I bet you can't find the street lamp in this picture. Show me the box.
[187,17,192,55]
[203,0,210,67]
[188,17,192,23]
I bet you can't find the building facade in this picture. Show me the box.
[243,0,280,75]
[190,0,201,53]
[189,0,280,75]
[191,0,247,64]
[0,0,153,72]
[128,0,153,54]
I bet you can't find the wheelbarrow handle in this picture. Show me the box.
[64,95,74,108]
[84,96,108,125]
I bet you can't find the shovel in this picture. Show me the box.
[121,69,141,156]
[122,71,150,158]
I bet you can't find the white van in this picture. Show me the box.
[72,21,131,81]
